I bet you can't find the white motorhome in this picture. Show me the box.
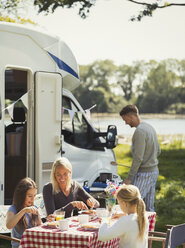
[0,22,120,205]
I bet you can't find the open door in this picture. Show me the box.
[4,69,27,204]
[0,79,3,205]
[35,72,62,192]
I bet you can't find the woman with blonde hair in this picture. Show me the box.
[43,157,99,218]
[98,184,148,248]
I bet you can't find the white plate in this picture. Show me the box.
[78,210,96,215]
[43,221,59,228]
[80,222,100,231]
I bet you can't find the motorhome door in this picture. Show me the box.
[4,69,28,205]
[35,72,62,192]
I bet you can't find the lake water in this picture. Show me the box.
[92,118,185,136]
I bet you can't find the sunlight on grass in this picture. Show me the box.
[114,144,131,180]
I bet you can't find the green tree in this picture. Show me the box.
[89,60,116,91]
[116,62,141,101]
[164,59,185,114]
[2,0,185,20]
[0,0,95,19]
[137,61,178,113]
[77,60,116,92]
[178,59,185,85]
[34,0,95,19]
[0,0,36,23]
[74,60,126,113]
[128,0,185,21]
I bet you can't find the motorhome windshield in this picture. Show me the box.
[62,96,91,148]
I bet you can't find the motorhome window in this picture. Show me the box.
[62,96,93,148]
[62,96,73,133]
[5,70,27,102]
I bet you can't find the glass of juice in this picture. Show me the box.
[54,210,65,221]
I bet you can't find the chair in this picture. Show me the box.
[148,230,167,248]
[34,193,47,220]
[148,223,185,248]
[5,106,26,133]
[0,234,20,243]
[0,206,20,244]
[146,211,157,232]
[0,205,11,233]
[166,223,185,248]
[5,106,27,157]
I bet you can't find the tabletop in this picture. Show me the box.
[146,211,156,232]
[20,211,156,248]
[20,223,120,248]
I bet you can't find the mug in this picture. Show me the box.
[96,208,108,218]
[59,219,69,231]
[78,214,89,224]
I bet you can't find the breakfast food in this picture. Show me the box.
[81,223,100,229]
[80,209,96,215]
[47,222,58,228]
[81,224,95,228]
[89,209,96,215]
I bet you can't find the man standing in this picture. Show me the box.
[119,105,160,211]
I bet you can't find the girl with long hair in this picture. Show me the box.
[98,184,148,248]
[6,177,42,248]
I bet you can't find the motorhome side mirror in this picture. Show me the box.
[106,125,117,149]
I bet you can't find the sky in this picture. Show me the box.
[32,0,185,66]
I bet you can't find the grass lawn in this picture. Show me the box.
[114,135,185,248]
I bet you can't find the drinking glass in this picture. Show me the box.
[105,198,116,217]
[54,210,65,221]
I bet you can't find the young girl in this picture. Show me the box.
[6,177,42,248]
[98,184,148,248]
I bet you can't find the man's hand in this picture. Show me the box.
[124,179,131,185]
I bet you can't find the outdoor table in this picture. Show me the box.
[20,212,156,248]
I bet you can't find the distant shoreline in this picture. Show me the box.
[91,113,185,119]
[118,133,185,145]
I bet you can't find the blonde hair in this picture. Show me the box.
[51,157,72,194]
[116,184,146,240]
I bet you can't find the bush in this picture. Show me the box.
[166,103,185,114]
[155,181,185,230]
